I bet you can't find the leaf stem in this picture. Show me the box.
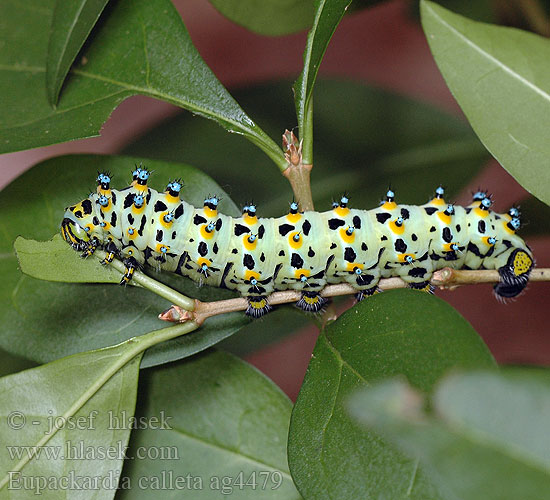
[95,249,196,311]
[302,98,314,165]
[160,268,550,325]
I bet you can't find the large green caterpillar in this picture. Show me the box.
[61,167,534,316]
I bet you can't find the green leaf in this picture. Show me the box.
[15,235,124,284]
[409,0,495,23]
[0,154,248,368]
[287,289,495,500]
[0,349,36,378]
[0,340,143,498]
[46,0,110,106]
[118,350,301,499]
[208,0,315,36]
[348,369,550,500]
[125,80,490,216]
[0,0,285,169]
[421,0,550,206]
[294,0,352,163]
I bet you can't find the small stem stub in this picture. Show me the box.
[282,129,301,166]
[282,129,314,211]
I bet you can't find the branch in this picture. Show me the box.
[158,268,550,326]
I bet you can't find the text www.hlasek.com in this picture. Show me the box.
[6,440,178,461]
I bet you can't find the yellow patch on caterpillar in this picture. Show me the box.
[474,207,489,218]
[69,202,91,219]
[156,243,170,254]
[429,197,445,207]
[164,193,180,204]
[417,283,433,293]
[62,226,77,244]
[346,262,364,272]
[294,269,310,279]
[84,223,95,233]
[289,232,303,249]
[437,211,451,225]
[398,253,416,263]
[244,214,258,225]
[131,203,145,215]
[159,212,173,229]
[286,213,302,224]
[245,270,260,281]
[482,236,495,247]
[134,183,148,193]
[197,257,210,269]
[204,206,217,218]
[334,206,350,217]
[249,297,268,310]
[381,201,397,210]
[120,267,135,284]
[513,251,532,276]
[389,219,405,235]
[302,294,321,306]
[442,242,458,252]
[127,227,137,239]
[503,221,515,234]
[244,234,257,251]
[100,221,112,231]
[200,224,215,240]
[97,187,111,197]
[339,227,355,243]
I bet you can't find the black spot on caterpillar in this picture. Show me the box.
[61,173,534,317]
[328,218,345,230]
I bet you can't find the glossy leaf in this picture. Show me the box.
[0,340,143,498]
[119,350,301,499]
[208,0,315,36]
[0,155,248,368]
[125,80,490,216]
[294,0,352,163]
[0,0,285,169]
[288,289,495,500]
[349,369,550,500]
[47,0,110,106]
[0,349,36,378]
[421,0,550,206]
[16,235,124,284]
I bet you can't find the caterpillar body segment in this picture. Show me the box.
[61,171,534,317]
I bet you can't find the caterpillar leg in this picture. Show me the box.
[355,286,381,301]
[494,248,533,299]
[246,296,271,318]
[120,257,139,285]
[408,281,435,294]
[296,291,328,313]
[80,237,99,258]
[100,241,118,265]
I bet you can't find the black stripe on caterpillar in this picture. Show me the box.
[61,168,534,317]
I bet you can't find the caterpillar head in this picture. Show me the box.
[61,207,91,251]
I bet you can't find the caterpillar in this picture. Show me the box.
[61,167,534,317]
